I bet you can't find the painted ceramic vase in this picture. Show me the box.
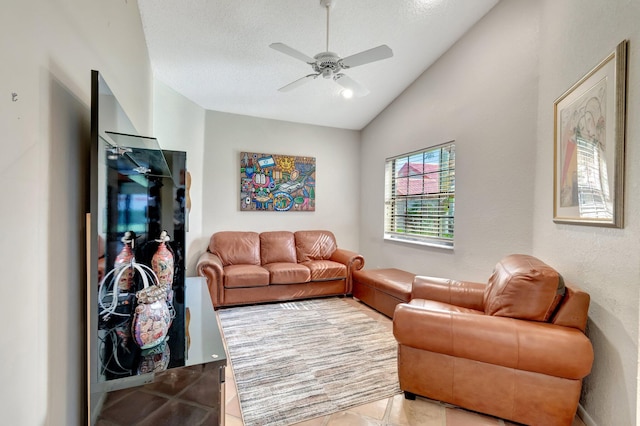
[114,231,135,291]
[152,231,174,288]
[132,299,171,349]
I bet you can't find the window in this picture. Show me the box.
[384,142,455,248]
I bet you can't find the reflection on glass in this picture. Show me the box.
[98,140,186,381]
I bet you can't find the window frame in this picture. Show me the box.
[384,141,456,249]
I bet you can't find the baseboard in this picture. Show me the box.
[577,403,597,426]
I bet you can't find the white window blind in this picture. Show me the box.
[384,142,455,248]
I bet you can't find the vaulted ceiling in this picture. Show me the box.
[138,0,499,130]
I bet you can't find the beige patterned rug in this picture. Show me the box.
[218,297,401,426]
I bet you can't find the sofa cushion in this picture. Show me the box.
[224,264,269,288]
[260,231,297,265]
[294,230,337,262]
[210,231,261,266]
[264,262,311,284]
[483,254,565,322]
[302,260,347,281]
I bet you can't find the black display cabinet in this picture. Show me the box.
[88,71,189,423]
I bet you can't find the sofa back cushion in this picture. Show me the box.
[260,231,297,264]
[209,231,260,266]
[294,230,337,262]
[483,254,565,322]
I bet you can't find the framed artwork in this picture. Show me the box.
[240,151,316,211]
[553,40,628,227]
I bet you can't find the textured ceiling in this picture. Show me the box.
[138,0,499,130]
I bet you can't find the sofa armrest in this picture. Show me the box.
[330,248,365,293]
[411,276,486,311]
[393,302,593,380]
[196,251,224,308]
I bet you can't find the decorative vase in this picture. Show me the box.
[152,230,174,288]
[132,299,171,350]
[114,231,136,291]
[132,261,172,350]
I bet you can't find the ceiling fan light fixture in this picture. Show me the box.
[340,88,354,99]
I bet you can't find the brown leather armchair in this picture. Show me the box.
[393,254,593,426]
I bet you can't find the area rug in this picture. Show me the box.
[217,297,401,426]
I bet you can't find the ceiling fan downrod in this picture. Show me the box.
[321,0,335,52]
[326,2,330,52]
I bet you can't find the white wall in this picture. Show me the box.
[360,0,539,280]
[533,1,640,424]
[196,111,361,267]
[362,0,640,423]
[0,1,152,425]
[152,80,206,275]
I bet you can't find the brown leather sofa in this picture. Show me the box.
[197,230,364,308]
[393,254,593,426]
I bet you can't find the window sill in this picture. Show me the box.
[384,234,454,250]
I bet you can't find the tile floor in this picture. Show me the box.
[223,297,587,426]
[96,296,588,425]
[96,363,224,425]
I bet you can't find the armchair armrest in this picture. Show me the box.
[196,251,224,308]
[330,248,365,293]
[393,302,593,380]
[411,276,486,311]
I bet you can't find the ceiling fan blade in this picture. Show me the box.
[334,73,369,97]
[340,45,393,69]
[278,74,319,92]
[269,43,316,64]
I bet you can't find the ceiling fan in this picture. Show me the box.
[269,0,393,97]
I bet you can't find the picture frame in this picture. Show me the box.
[553,40,628,227]
[240,151,316,212]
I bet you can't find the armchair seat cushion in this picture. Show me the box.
[264,262,311,285]
[224,264,269,288]
[409,298,483,315]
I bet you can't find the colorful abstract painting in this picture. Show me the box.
[240,152,316,211]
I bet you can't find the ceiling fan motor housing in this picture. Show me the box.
[313,51,342,78]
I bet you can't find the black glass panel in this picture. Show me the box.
[99,146,187,380]
[90,71,187,393]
